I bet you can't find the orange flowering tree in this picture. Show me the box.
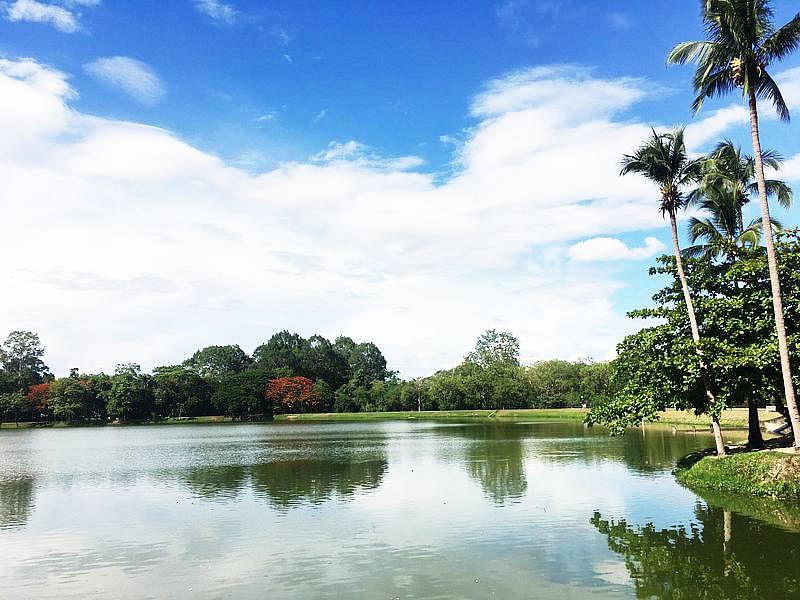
[266,376,322,414]
[26,382,52,417]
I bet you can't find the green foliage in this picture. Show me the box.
[107,364,154,421]
[49,375,105,422]
[464,329,520,368]
[0,391,26,424]
[0,331,50,391]
[183,345,251,380]
[153,365,211,418]
[210,370,272,420]
[589,231,800,434]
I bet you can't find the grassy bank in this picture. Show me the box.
[677,450,800,500]
[273,407,770,427]
[273,408,587,422]
[0,407,775,429]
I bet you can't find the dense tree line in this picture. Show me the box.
[0,331,393,424]
[0,326,616,425]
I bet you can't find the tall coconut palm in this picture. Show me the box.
[668,0,800,449]
[686,175,784,448]
[621,129,726,456]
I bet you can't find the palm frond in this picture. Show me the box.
[666,40,716,65]
[756,72,790,121]
[763,13,800,61]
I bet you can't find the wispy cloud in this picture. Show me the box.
[283,54,293,64]
[255,111,278,123]
[495,0,562,46]
[312,109,328,124]
[84,56,165,105]
[607,12,633,30]
[194,0,236,25]
[3,0,91,33]
[270,24,294,45]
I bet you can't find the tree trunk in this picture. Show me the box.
[747,397,764,449]
[669,210,726,457]
[748,91,800,450]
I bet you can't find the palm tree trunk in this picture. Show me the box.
[748,91,800,450]
[669,210,726,456]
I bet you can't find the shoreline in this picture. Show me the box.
[676,448,800,501]
[0,407,772,429]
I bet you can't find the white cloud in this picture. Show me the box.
[5,0,79,32]
[471,66,648,120]
[255,111,278,123]
[313,109,328,124]
[607,12,633,30]
[684,105,748,151]
[311,140,424,171]
[568,237,666,262]
[780,153,800,181]
[83,56,165,105]
[0,59,756,377]
[194,0,236,25]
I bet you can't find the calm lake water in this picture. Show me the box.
[1,420,799,599]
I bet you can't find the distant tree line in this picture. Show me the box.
[0,328,617,425]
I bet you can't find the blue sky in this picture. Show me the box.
[2,1,800,376]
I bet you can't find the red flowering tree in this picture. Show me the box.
[26,382,52,419]
[265,376,322,414]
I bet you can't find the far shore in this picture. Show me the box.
[0,407,777,430]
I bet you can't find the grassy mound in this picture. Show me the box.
[677,450,800,500]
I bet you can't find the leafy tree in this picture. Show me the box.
[153,365,211,418]
[210,370,272,420]
[668,0,800,448]
[313,379,334,412]
[0,331,50,390]
[301,335,351,389]
[525,360,584,408]
[334,336,389,385]
[49,377,98,423]
[107,364,154,421]
[621,129,726,456]
[0,391,25,426]
[252,331,306,376]
[183,345,251,380]
[465,329,520,368]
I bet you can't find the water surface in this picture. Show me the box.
[1,420,798,599]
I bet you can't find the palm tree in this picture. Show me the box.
[668,0,800,449]
[698,140,792,235]
[685,169,785,448]
[686,145,790,262]
[685,190,771,261]
[621,129,726,456]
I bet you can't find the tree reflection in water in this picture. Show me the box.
[591,502,800,599]
[437,423,528,505]
[184,442,387,510]
[0,476,35,529]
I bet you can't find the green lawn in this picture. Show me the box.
[0,407,779,429]
[677,450,800,500]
